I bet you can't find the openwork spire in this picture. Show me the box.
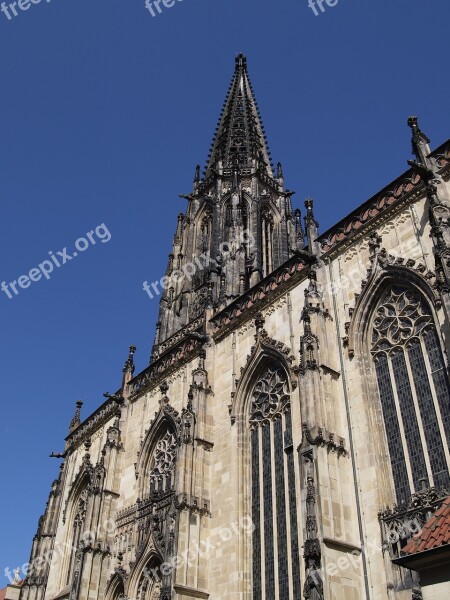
[205,53,273,178]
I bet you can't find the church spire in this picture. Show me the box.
[151,55,306,359]
[205,53,273,178]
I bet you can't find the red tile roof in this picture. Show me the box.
[402,494,450,555]
[0,588,6,600]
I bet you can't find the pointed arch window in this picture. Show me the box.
[198,211,212,255]
[371,285,450,504]
[261,209,274,276]
[136,566,161,600]
[250,366,301,600]
[224,196,248,229]
[149,429,177,496]
[66,484,90,584]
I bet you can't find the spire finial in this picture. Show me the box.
[277,162,283,180]
[235,53,247,71]
[123,345,136,374]
[194,164,200,185]
[69,400,83,433]
[305,199,320,256]
[408,116,431,165]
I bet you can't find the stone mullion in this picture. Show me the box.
[403,346,435,486]
[174,509,190,588]
[386,356,415,494]
[269,419,279,600]
[419,336,450,471]
[257,425,266,599]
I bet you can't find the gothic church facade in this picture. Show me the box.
[19,55,450,600]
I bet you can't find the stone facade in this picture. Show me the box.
[19,55,450,600]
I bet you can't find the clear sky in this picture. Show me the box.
[1,0,449,584]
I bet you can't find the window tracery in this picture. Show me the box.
[249,364,301,598]
[149,430,177,495]
[371,285,450,503]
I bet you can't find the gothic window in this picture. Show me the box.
[149,429,177,496]
[136,571,161,600]
[67,486,89,584]
[198,212,212,255]
[224,197,248,229]
[261,209,274,276]
[250,366,301,599]
[371,285,450,504]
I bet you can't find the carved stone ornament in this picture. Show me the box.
[372,286,433,354]
[150,431,177,494]
[346,249,441,358]
[249,366,290,426]
[301,424,347,457]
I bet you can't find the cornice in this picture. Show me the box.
[318,139,450,259]
[210,252,314,341]
[128,333,206,402]
[65,396,121,452]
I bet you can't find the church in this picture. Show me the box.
[16,54,450,600]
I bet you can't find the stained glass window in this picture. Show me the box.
[371,286,450,502]
[250,366,301,598]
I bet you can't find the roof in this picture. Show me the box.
[402,494,450,556]
[317,136,450,257]
[392,494,450,572]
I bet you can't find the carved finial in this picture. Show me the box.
[235,53,247,70]
[368,231,382,258]
[13,568,21,584]
[198,349,206,371]
[408,116,431,165]
[83,439,91,461]
[301,306,311,332]
[307,269,318,291]
[123,345,136,374]
[305,199,320,256]
[69,400,83,433]
[277,162,283,180]
[194,164,200,184]
[255,312,265,334]
[160,382,169,399]
[305,199,318,225]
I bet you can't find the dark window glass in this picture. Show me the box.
[285,410,302,598]
[274,418,289,598]
[408,340,449,488]
[424,330,450,454]
[391,350,428,491]
[375,354,411,503]
[262,425,275,598]
[251,427,262,600]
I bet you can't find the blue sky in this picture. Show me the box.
[0,0,449,584]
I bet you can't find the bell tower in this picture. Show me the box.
[152,54,306,355]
